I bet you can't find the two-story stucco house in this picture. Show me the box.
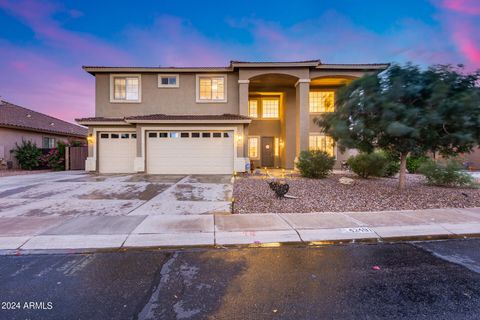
[76,60,389,174]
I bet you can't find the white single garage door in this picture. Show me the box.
[98,132,136,173]
[146,131,234,174]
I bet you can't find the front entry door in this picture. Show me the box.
[261,137,274,167]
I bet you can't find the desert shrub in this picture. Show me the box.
[347,152,388,178]
[378,150,400,177]
[40,148,65,171]
[407,154,430,173]
[418,160,475,187]
[13,140,42,170]
[297,150,335,178]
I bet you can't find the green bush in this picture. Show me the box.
[378,150,400,177]
[418,160,475,187]
[56,141,67,159]
[407,154,429,173]
[297,150,335,178]
[13,140,42,170]
[347,152,388,178]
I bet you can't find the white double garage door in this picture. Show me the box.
[98,130,234,174]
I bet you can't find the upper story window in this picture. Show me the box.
[196,74,227,103]
[262,99,279,118]
[110,74,141,103]
[248,100,258,118]
[158,74,179,88]
[309,91,334,113]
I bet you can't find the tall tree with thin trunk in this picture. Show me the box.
[316,64,480,189]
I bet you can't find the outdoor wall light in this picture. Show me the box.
[87,134,94,144]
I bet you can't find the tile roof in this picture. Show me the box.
[125,114,251,121]
[74,116,125,122]
[0,100,87,137]
[75,114,251,123]
[230,60,321,64]
[83,60,390,74]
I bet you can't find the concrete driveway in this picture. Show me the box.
[0,171,233,218]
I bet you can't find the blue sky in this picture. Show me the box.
[0,0,479,122]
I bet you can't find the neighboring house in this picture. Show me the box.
[76,60,389,174]
[462,148,480,170]
[0,100,88,168]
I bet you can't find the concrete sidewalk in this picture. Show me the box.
[1,207,480,251]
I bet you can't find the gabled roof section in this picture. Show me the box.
[0,100,87,137]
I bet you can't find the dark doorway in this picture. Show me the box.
[261,137,274,167]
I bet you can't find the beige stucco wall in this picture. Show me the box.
[95,73,240,118]
[239,67,309,81]
[0,127,77,168]
[89,67,378,171]
[463,148,480,169]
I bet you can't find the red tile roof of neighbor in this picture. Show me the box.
[0,100,88,137]
[75,114,251,123]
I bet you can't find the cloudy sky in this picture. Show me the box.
[0,0,479,122]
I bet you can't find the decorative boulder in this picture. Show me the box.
[339,177,355,185]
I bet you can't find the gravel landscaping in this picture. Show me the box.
[233,173,480,214]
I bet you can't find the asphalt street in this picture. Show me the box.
[1,240,480,320]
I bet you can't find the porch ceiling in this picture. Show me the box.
[310,77,355,86]
[249,74,298,91]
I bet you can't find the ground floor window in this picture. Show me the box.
[42,137,55,148]
[309,134,335,157]
[248,137,259,159]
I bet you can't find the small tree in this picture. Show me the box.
[317,64,480,189]
[13,140,42,170]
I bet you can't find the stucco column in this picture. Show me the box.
[134,124,145,172]
[238,80,249,116]
[295,79,310,156]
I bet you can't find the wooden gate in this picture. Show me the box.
[68,146,88,170]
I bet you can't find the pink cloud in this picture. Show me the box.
[0,0,131,64]
[439,0,480,15]
[449,20,480,66]
[230,12,459,65]
[0,41,94,122]
[432,0,480,69]
[0,0,132,122]
[124,15,238,67]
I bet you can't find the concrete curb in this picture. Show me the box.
[2,232,480,256]
[0,207,479,253]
